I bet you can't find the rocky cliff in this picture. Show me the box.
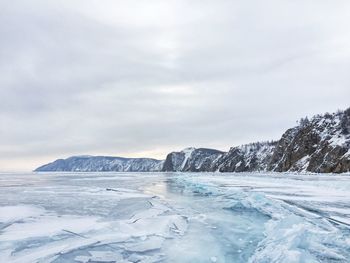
[36,108,350,174]
[162,147,224,172]
[212,141,277,172]
[268,108,350,173]
[162,108,350,173]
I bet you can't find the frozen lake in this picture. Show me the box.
[0,172,349,263]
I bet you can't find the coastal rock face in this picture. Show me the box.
[212,142,277,172]
[269,109,350,173]
[161,108,350,173]
[35,108,350,174]
[34,156,163,172]
[162,148,224,172]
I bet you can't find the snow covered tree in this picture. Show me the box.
[299,117,310,127]
[341,108,350,134]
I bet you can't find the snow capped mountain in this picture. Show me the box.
[35,108,350,173]
[35,156,163,172]
[162,148,224,172]
[161,108,350,173]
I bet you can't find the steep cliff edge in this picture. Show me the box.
[269,109,350,173]
[212,141,277,172]
[161,108,350,173]
[162,148,224,172]
[35,108,350,174]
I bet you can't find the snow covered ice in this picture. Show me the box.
[0,172,349,262]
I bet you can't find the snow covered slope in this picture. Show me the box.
[161,108,350,173]
[269,108,350,173]
[162,148,224,172]
[35,156,163,172]
[212,141,277,172]
[35,108,350,173]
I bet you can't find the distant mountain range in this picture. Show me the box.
[35,107,350,173]
[35,156,163,172]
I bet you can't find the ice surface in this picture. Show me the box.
[0,172,349,262]
[0,205,44,223]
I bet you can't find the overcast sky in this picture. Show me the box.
[1,0,350,171]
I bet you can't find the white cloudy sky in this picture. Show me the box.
[1,0,350,171]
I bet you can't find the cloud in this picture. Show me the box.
[0,0,350,171]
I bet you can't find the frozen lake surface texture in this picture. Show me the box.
[0,172,349,263]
